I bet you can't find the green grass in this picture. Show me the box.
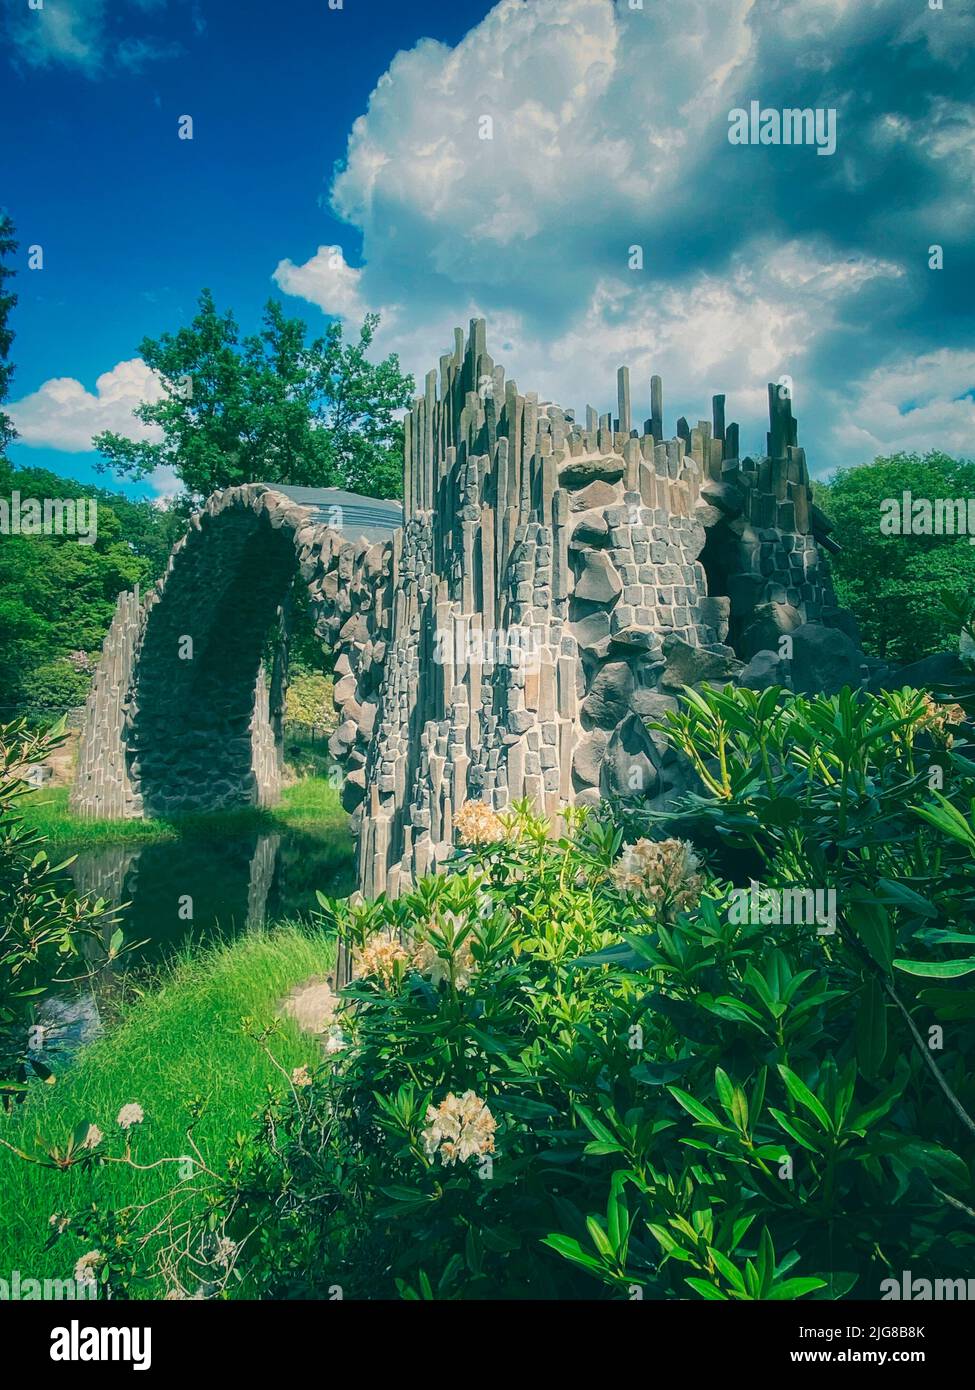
[22,775,347,847]
[0,922,334,1293]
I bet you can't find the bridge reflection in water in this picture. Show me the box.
[66,821,355,965]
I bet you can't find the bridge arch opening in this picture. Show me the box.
[66,484,400,823]
[130,501,300,817]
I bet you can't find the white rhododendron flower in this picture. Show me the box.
[81,1123,103,1151]
[74,1251,104,1288]
[422,1090,496,1166]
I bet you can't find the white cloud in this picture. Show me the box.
[8,0,106,75]
[275,0,969,473]
[9,358,164,453]
[326,0,755,275]
[272,245,374,322]
[6,0,176,77]
[829,350,975,466]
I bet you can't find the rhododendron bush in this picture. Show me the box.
[35,687,975,1299]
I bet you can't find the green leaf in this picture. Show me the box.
[685,1277,729,1300]
[378,1185,432,1203]
[849,901,894,974]
[667,1087,732,1131]
[856,977,888,1079]
[768,1277,828,1300]
[586,1216,614,1259]
[913,795,975,850]
[571,939,656,971]
[714,1067,736,1117]
[500,1095,559,1120]
[630,1059,694,1086]
[574,1105,617,1144]
[708,1247,746,1292]
[874,878,938,919]
[479,1226,522,1253]
[899,1141,969,1190]
[769,1108,821,1152]
[777,1065,832,1131]
[893,957,975,978]
[541,1234,604,1273]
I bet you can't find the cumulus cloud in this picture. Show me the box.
[272,245,374,323]
[275,0,974,473]
[829,350,975,466]
[9,358,164,453]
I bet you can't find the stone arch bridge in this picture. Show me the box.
[73,320,859,899]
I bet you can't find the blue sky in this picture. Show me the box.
[3,0,974,498]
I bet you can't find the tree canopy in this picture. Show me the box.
[0,458,186,716]
[815,451,975,662]
[94,292,413,503]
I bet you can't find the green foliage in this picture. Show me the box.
[815,452,975,661]
[94,292,413,502]
[28,688,975,1300]
[284,672,335,729]
[0,721,121,1102]
[0,458,185,716]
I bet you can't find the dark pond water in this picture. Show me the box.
[28,821,354,1070]
[64,823,356,965]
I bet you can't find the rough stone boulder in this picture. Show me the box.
[560,455,626,488]
[698,595,731,643]
[867,650,968,694]
[740,601,801,660]
[341,766,367,813]
[570,512,610,547]
[581,661,635,728]
[700,479,745,517]
[575,550,623,603]
[821,606,863,647]
[790,623,865,695]
[610,625,661,651]
[601,712,662,799]
[571,610,612,656]
[629,688,678,723]
[738,649,789,690]
[660,635,744,691]
[573,727,611,787]
[569,479,620,512]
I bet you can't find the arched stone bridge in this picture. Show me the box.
[73,320,859,899]
[72,485,402,824]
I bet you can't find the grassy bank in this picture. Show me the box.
[0,923,334,1293]
[22,776,347,847]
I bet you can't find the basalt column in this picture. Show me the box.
[356,321,853,898]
